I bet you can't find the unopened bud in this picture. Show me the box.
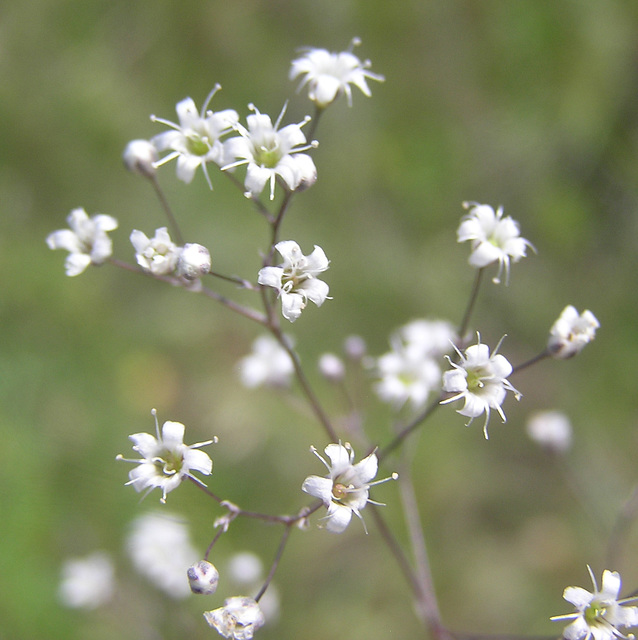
[187,560,219,595]
[343,335,366,360]
[122,140,158,178]
[177,243,211,280]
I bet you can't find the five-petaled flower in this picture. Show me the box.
[116,409,216,503]
[151,85,239,189]
[46,208,118,276]
[548,305,600,359]
[551,566,638,640]
[204,596,265,640]
[223,104,317,200]
[289,37,385,108]
[302,443,396,533]
[258,240,330,322]
[130,227,181,276]
[457,201,534,284]
[440,335,521,438]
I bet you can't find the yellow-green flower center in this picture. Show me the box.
[186,133,211,157]
[585,602,606,624]
[332,483,348,500]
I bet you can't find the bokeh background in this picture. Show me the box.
[3,1,638,638]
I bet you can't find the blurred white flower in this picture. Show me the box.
[151,86,239,188]
[526,410,572,454]
[318,352,345,382]
[258,240,330,322]
[122,139,158,178]
[551,566,638,640]
[227,552,263,586]
[130,227,180,276]
[46,207,118,276]
[441,335,521,438]
[238,334,294,388]
[117,409,216,503]
[223,104,317,200]
[457,202,534,284]
[289,38,385,107]
[176,243,211,281]
[127,512,199,599]
[548,305,600,359]
[187,559,219,595]
[204,596,265,640]
[302,443,396,533]
[375,319,456,410]
[58,551,115,609]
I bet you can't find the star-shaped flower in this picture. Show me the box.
[204,596,265,640]
[440,335,521,438]
[457,201,534,284]
[223,104,317,200]
[289,38,385,108]
[257,240,330,322]
[302,443,396,533]
[551,566,638,640]
[548,305,600,359]
[46,208,118,276]
[117,410,216,503]
[151,85,238,189]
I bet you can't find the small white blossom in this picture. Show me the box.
[58,551,115,609]
[223,104,317,200]
[302,443,396,533]
[187,560,219,595]
[318,353,345,382]
[176,243,211,280]
[375,319,456,410]
[344,334,367,360]
[204,596,265,640]
[130,227,180,276]
[289,38,385,107]
[551,566,638,640]
[526,410,573,454]
[127,512,199,599]
[441,335,521,438]
[46,207,118,276]
[238,334,294,388]
[548,305,600,359]
[122,139,158,178]
[457,201,534,284]
[258,240,330,322]
[151,85,239,189]
[117,409,216,503]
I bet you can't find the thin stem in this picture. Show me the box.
[150,175,184,245]
[223,171,276,223]
[458,267,486,341]
[511,348,551,375]
[254,525,292,602]
[607,483,638,568]
[204,526,226,561]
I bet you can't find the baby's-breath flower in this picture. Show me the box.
[223,104,317,200]
[548,305,600,359]
[151,86,238,189]
[290,38,385,108]
[130,227,180,276]
[116,409,216,503]
[302,443,396,533]
[441,335,521,438]
[204,596,265,640]
[318,353,345,382]
[176,243,211,281]
[46,208,118,276]
[457,202,534,284]
[551,566,638,640]
[187,560,219,595]
[238,334,294,388]
[58,551,115,609]
[258,240,330,322]
[127,512,198,599]
[526,410,573,454]
[122,139,158,178]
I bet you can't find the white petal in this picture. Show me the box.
[301,475,333,503]
[325,502,353,533]
[257,266,284,290]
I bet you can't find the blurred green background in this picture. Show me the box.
[3,1,638,638]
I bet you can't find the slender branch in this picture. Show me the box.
[254,525,292,602]
[511,348,551,375]
[149,175,184,245]
[458,267,486,341]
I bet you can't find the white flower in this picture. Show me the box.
[130,227,180,276]
[551,566,638,640]
[126,512,199,599]
[46,207,118,276]
[58,551,115,609]
[223,104,317,200]
[318,353,345,382]
[204,596,265,640]
[548,305,600,359]
[375,319,456,410]
[258,240,330,322]
[441,335,521,438]
[122,139,158,178]
[227,552,263,586]
[526,410,573,454]
[187,559,219,595]
[176,243,211,281]
[151,86,239,189]
[302,443,396,533]
[289,38,385,108]
[116,409,216,503]
[457,201,534,284]
[238,334,294,388]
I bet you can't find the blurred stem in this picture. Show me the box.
[458,267,486,342]
[254,525,292,603]
[149,175,184,245]
[606,483,638,567]
[511,348,551,375]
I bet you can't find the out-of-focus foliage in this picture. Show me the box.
[2,1,638,639]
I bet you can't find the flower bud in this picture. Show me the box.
[318,353,345,382]
[122,140,158,178]
[343,335,366,360]
[177,243,211,280]
[187,560,219,595]
[526,411,572,454]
